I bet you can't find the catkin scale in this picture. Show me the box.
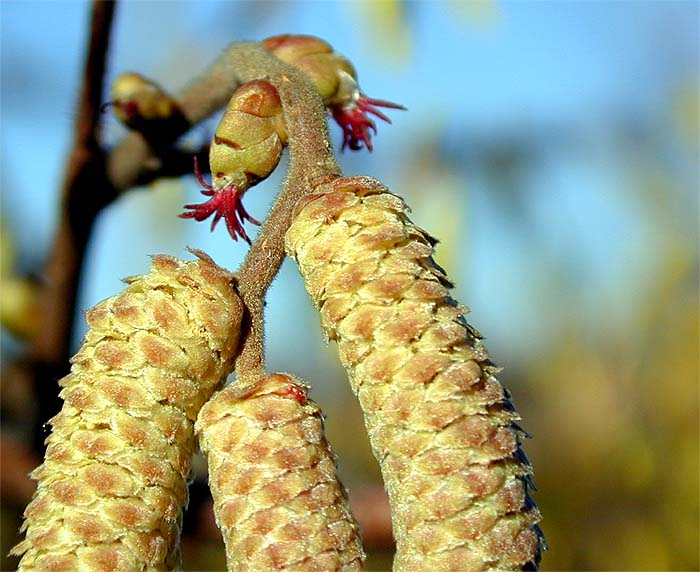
[196,373,366,572]
[286,177,544,571]
[12,254,243,571]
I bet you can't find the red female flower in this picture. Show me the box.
[331,94,406,151]
[179,157,260,244]
[329,70,404,152]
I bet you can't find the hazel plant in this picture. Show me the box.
[15,34,544,571]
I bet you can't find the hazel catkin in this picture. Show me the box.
[286,177,545,571]
[196,373,366,572]
[11,254,243,571]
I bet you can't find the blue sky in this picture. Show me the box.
[1,1,697,384]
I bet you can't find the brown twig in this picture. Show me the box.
[32,0,115,365]
[105,44,248,192]
[28,0,116,449]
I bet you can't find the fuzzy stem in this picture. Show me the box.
[228,44,342,386]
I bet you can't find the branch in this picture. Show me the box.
[30,0,115,370]
[105,44,248,192]
[27,0,116,450]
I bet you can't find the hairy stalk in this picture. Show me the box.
[228,44,341,386]
[32,37,337,452]
[12,255,243,571]
[196,373,365,571]
[286,178,545,571]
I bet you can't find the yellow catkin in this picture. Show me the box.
[286,177,545,571]
[195,373,366,572]
[12,254,243,572]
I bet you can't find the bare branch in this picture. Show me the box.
[31,0,115,370]
[27,0,116,453]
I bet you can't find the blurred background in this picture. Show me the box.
[1,1,698,570]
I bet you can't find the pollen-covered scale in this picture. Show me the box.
[196,373,366,571]
[179,80,287,243]
[262,34,405,151]
[11,254,243,571]
[286,177,545,571]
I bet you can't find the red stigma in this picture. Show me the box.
[179,157,260,243]
[276,384,307,403]
[331,94,405,152]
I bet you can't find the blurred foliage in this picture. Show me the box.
[347,0,501,66]
[525,281,698,570]
[673,81,700,148]
[0,221,40,341]
[349,0,412,64]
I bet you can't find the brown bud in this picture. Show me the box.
[107,72,188,144]
[262,34,356,103]
[286,178,545,571]
[12,254,243,571]
[210,80,287,189]
[196,373,366,571]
